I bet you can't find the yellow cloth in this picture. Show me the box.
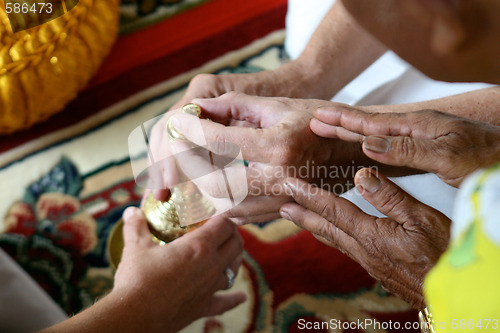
[424,164,500,331]
[0,0,120,134]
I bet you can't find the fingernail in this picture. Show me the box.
[363,136,390,153]
[280,209,293,222]
[283,183,294,198]
[123,207,141,221]
[357,173,381,194]
[169,116,180,129]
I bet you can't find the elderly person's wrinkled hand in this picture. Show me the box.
[113,208,246,332]
[167,92,368,224]
[311,107,500,187]
[280,168,451,309]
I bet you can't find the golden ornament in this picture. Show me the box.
[107,104,215,270]
[0,0,120,134]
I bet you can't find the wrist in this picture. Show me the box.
[269,60,336,99]
[103,287,177,333]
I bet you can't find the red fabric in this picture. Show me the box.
[2,162,420,330]
[240,227,419,332]
[241,229,375,304]
[1,0,287,153]
[90,0,288,88]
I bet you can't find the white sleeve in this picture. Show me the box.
[0,249,67,333]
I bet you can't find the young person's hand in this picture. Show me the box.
[41,209,245,333]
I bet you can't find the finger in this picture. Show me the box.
[361,135,442,174]
[225,195,292,218]
[354,168,446,224]
[122,207,152,249]
[282,177,375,241]
[379,277,426,310]
[153,189,170,202]
[170,142,282,199]
[279,202,363,258]
[229,212,281,225]
[171,141,248,199]
[314,107,432,138]
[145,113,181,190]
[314,107,449,172]
[170,113,273,162]
[310,118,363,142]
[140,189,152,208]
[229,253,243,278]
[139,156,178,191]
[188,215,238,247]
[218,229,244,269]
[202,292,247,317]
[218,253,243,291]
[193,92,288,127]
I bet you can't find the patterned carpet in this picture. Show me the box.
[0,1,420,332]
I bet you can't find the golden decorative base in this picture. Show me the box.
[107,191,210,270]
[107,103,215,269]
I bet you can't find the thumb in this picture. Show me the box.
[354,168,442,224]
[362,135,440,174]
[122,207,151,250]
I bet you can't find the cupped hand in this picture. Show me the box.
[168,92,368,224]
[311,107,500,187]
[113,207,246,333]
[280,168,451,309]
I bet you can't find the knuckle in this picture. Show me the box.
[419,109,440,117]
[190,73,216,86]
[377,186,408,215]
[360,238,379,260]
[449,118,469,132]
[317,221,336,240]
[270,97,289,109]
[229,216,248,225]
[208,140,232,155]
[277,144,300,164]
[206,179,228,198]
[392,137,416,164]
[222,91,243,100]
[318,200,336,221]
[235,233,244,252]
[361,112,383,132]
[189,239,213,259]
[225,217,238,232]
[439,145,458,164]
[223,209,238,219]
[211,130,227,144]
